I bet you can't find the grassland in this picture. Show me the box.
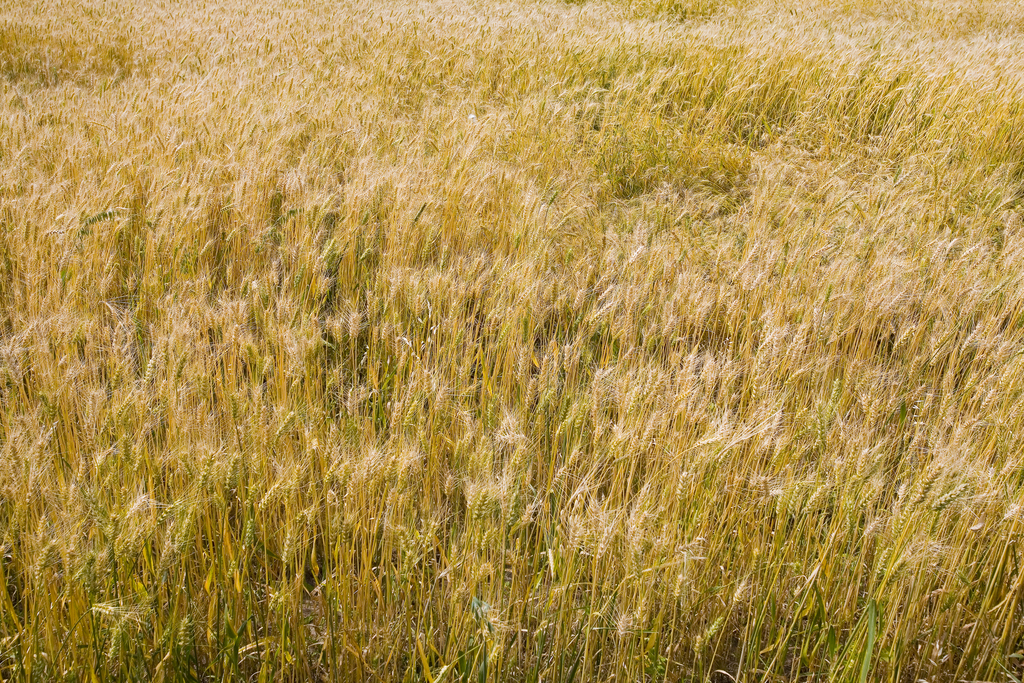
[2,0,1024,680]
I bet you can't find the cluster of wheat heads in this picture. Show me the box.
[2,0,1024,680]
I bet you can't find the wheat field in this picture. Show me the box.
[1,0,1024,680]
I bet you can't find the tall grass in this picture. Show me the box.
[2,0,1024,680]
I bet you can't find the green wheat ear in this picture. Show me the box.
[81,208,121,228]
